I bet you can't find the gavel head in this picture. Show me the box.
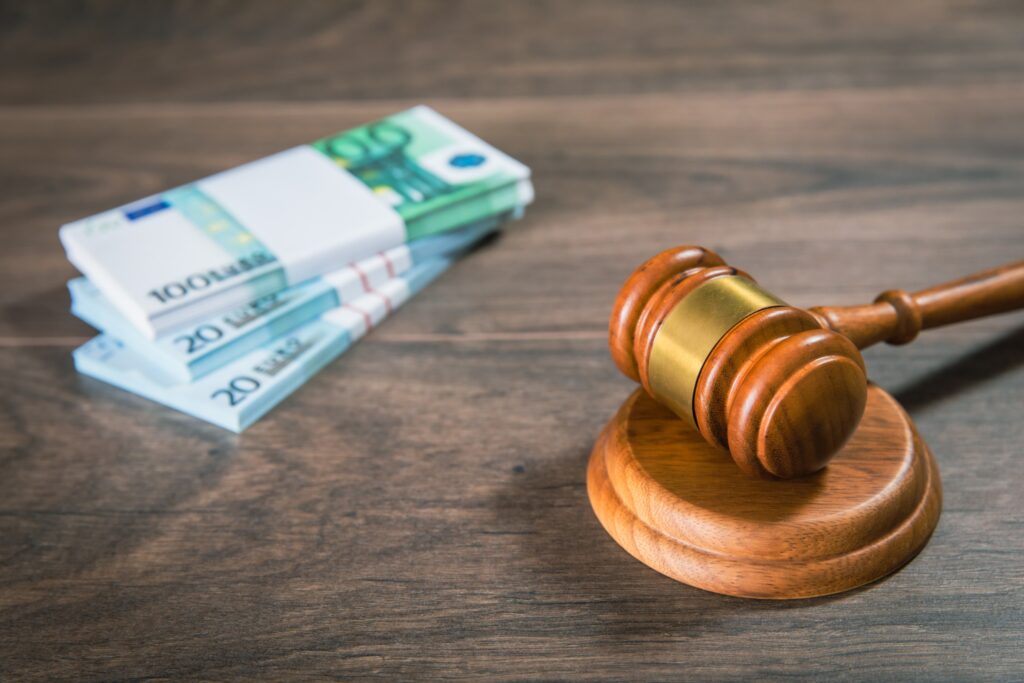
[610,245,868,479]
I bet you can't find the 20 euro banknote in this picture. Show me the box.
[73,258,453,432]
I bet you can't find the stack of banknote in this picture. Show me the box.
[61,106,533,432]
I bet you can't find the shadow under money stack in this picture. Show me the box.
[61,107,533,432]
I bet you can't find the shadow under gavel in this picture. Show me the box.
[610,246,1024,478]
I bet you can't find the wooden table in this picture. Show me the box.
[2,2,1023,680]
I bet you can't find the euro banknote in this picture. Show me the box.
[70,217,501,382]
[60,106,532,339]
[73,258,453,432]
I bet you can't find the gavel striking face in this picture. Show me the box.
[610,245,1024,478]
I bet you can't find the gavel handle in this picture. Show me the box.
[809,260,1024,349]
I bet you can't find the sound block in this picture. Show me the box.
[587,384,941,599]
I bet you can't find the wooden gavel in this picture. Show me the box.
[610,246,1024,479]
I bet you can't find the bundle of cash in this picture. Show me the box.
[63,107,533,431]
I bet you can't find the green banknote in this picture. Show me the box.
[313,105,532,239]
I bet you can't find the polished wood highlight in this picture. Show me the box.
[587,385,941,599]
[611,249,1024,478]
[810,260,1024,348]
[609,246,726,383]
[3,1,1024,679]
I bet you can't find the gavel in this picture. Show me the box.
[610,246,1024,479]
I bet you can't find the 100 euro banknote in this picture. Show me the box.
[60,106,531,339]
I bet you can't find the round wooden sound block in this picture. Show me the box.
[587,384,942,599]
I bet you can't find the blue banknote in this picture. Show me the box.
[73,258,452,432]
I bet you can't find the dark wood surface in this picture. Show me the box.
[2,1,1024,680]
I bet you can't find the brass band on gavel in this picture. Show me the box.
[646,275,785,425]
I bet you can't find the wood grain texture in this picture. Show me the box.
[612,248,1024,478]
[811,260,1024,347]
[610,248,869,478]
[587,385,941,599]
[2,1,1024,680]
[608,245,726,382]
